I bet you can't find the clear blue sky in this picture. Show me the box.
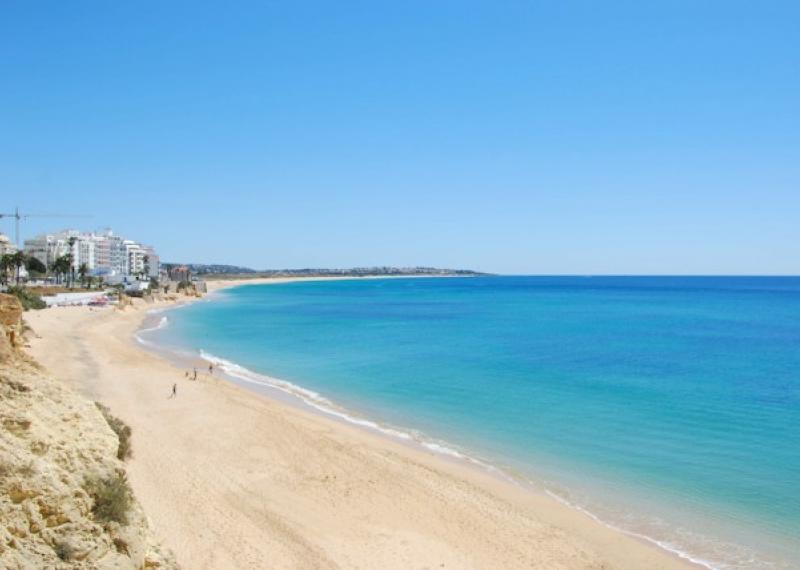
[1,1,798,274]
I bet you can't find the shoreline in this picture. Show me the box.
[24,277,695,569]
[152,277,717,569]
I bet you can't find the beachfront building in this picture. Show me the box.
[0,233,16,256]
[23,233,71,268]
[23,228,160,280]
[165,264,191,282]
[141,246,160,278]
[124,240,145,276]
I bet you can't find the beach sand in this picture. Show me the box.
[24,279,693,569]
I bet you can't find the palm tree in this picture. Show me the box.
[67,237,77,288]
[11,251,25,285]
[52,255,71,285]
[78,263,89,288]
[0,254,12,286]
[143,255,150,280]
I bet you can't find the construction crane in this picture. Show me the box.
[0,206,92,248]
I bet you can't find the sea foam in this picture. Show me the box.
[198,350,506,475]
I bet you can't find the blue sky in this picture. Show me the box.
[1,1,798,274]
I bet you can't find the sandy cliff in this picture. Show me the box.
[0,294,176,569]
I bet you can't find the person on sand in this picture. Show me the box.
[169,383,177,398]
[193,367,198,381]
[208,363,214,375]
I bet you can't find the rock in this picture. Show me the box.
[0,294,23,354]
[0,294,22,327]
[0,322,177,569]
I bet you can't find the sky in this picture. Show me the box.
[1,1,798,274]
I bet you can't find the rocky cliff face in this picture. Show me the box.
[0,295,176,569]
[0,293,23,360]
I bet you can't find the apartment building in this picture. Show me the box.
[23,229,160,279]
[0,233,16,257]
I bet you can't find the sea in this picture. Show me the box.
[140,276,800,569]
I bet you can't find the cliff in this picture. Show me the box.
[0,294,176,569]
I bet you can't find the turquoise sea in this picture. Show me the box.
[143,276,800,569]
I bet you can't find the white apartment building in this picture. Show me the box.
[23,229,160,279]
[124,240,144,276]
[142,246,160,278]
[23,234,71,268]
[0,233,16,257]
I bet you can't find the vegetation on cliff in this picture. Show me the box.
[0,293,175,569]
[96,403,133,461]
[5,287,46,311]
[84,473,134,525]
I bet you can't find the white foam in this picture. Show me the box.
[146,301,193,315]
[134,316,169,346]
[544,490,722,570]
[198,351,507,476]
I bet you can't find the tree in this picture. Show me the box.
[67,237,77,289]
[25,255,47,276]
[143,255,150,281]
[52,255,71,285]
[11,251,25,285]
[0,254,12,286]
[63,252,75,288]
[78,263,89,288]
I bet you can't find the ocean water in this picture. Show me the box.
[144,276,800,568]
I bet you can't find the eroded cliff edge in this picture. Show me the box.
[0,293,176,569]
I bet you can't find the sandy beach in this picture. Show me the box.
[23,279,693,569]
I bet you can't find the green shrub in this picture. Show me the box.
[84,472,132,525]
[95,403,133,460]
[6,286,46,310]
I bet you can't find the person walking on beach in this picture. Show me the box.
[192,367,197,381]
[169,383,177,398]
[208,363,214,375]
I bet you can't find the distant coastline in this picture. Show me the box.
[163,263,490,279]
